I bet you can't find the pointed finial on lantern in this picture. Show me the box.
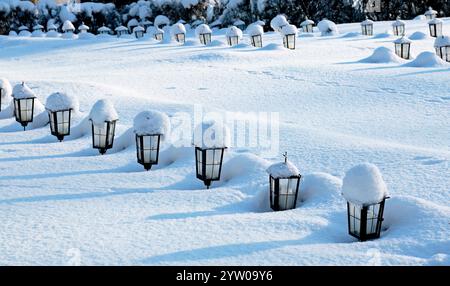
[282,152,288,163]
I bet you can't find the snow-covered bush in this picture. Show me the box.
[45,92,79,113]
[133,110,171,141]
[89,99,118,126]
[270,14,288,32]
[154,14,170,28]
[317,19,339,36]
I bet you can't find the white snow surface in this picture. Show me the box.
[45,92,79,112]
[318,19,339,36]
[359,47,402,64]
[267,160,300,178]
[403,52,449,68]
[0,18,449,266]
[89,99,118,126]
[133,110,171,139]
[342,163,388,205]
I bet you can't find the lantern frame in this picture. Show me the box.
[425,8,437,20]
[195,146,226,189]
[429,22,442,38]
[347,198,387,241]
[361,23,373,36]
[154,32,163,41]
[90,119,117,155]
[135,133,161,171]
[301,24,313,33]
[199,33,212,45]
[0,87,3,112]
[394,41,411,59]
[14,97,35,130]
[134,30,144,39]
[250,34,263,48]
[227,36,240,46]
[174,33,185,44]
[269,174,301,211]
[436,45,450,62]
[283,34,296,50]
[393,24,405,36]
[48,108,72,142]
[117,30,128,37]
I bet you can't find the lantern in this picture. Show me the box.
[98,26,111,35]
[282,24,298,50]
[115,26,129,37]
[394,37,411,59]
[300,17,314,33]
[171,23,186,44]
[195,147,226,189]
[392,17,405,36]
[226,26,242,46]
[47,23,57,32]
[12,82,36,130]
[89,100,118,155]
[133,26,145,38]
[361,17,374,36]
[195,24,212,45]
[62,20,75,33]
[425,7,438,20]
[78,23,89,34]
[248,24,264,48]
[342,163,389,242]
[434,36,450,62]
[45,92,77,142]
[154,28,164,41]
[174,32,185,43]
[128,19,139,34]
[233,19,246,31]
[33,24,44,33]
[267,153,301,211]
[428,18,443,38]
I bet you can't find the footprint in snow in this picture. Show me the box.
[166,87,177,90]
[421,159,446,165]
[440,96,450,101]
[425,99,444,103]
[198,87,208,91]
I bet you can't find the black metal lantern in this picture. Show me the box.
[268,153,301,211]
[347,198,387,241]
[434,36,450,62]
[392,18,405,36]
[154,31,163,41]
[115,26,128,37]
[283,34,296,50]
[174,33,185,43]
[428,19,443,38]
[199,33,212,45]
[425,7,437,20]
[300,18,314,33]
[227,35,239,46]
[394,37,411,59]
[48,109,72,142]
[13,83,35,131]
[91,119,117,155]
[135,134,161,170]
[251,34,263,48]
[195,146,226,189]
[361,18,374,36]
[134,26,145,38]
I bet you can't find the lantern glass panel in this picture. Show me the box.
[135,31,144,38]
[176,33,185,43]
[14,98,34,123]
[362,24,373,36]
[136,134,160,165]
[155,33,163,41]
[347,199,386,241]
[302,24,313,33]
[251,35,262,47]
[429,23,442,37]
[195,147,225,181]
[394,25,405,36]
[0,88,3,111]
[199,33,211,45]
[283,34,296,50]
[49,109,71,137]
[92,121,116,149]
[227,36,239,46]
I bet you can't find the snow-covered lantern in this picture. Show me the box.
[434,36,450,62]
[45,92,78,142]
[171,23,186,44]
[392,17,405,36]
[428,18,443,38]
[195,24,212,45]
[425,7,438,20]
[78,23,89,34]
[133,110,170,171]
[193,120,230,189]
[342,163,389,242]
[394,37,411,59]
[115,26,128,37]
[89,99,118,155]
[33,24,44,33]
[282,24,298,50]
[18,25,30,36]
[133,26,145,39]
[128,19,139,33]
[0,78,12,112]
[270,15,288,33]
[18,25,29,32]
[153,27,164,41]
[47,23,57,32]
[12,82,36,130]
[98,26,111,35]
[226,26,242,46]
[62,20,75,34]
[300,17,314,33]
[154,15,170,29]
[267,153,301,211]
[248,24,264,48]
[360,17,374,36]
[233,19,246,31]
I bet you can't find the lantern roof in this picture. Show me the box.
[142,20,153,25]
[89,99,118,126]
[361,18,374,25]
[127,18,139,28]
[300,18,315,26]
[392,18,406,27]
[226,26,243,38]
[394,37,411,44]
[281,24,298,36]
[62,20,75,31]
[342,163,388,205]
[247,24,264,36]
[253,20,266,26]
[233,19,245,26]
[98,26,111,32]
[133,110,171,138]
[195,24,212,36]
[434,35,450,47]
[115,25,128,32]
[170,23,186,35]
[12,83,36,99]
[424,7,438,15]
[154,15,170,28]
[428,18,443,25]
[193,120,231,149]
[79,23,89,30]
[267,160,300,178]
[45,92,79,112]
[0,78,12,99]
[133,26,145,32]
[270,15,289,32]
[33,24,44,30]
[47,23,57,30]
[18,25,28,31]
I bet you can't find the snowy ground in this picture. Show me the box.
[0,19,449,266]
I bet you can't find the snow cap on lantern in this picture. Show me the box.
[133,26,145,33]
[62,20,75,32]
[253,20,265,27]
[270,15,289,32]
[154,15,170,28]
[434,35,450,48]
[12,83,36,99]
[226,26,243,38]
[342,163,388,205]
[78,23,89,32]
[195,24,212,36]
[281,24,298,36]
[301,18,315,27]
[393,37,411,44]
[424,6,438,18]
[361,18,374,26]
[133,110,171,140]
[47,22,57,31]
[171,23,186,35]
[98,26,111,34]
[266,159,300,179]
[247,24,264,36]
[193,120,231,149]
[18,25,29,32]
[318,19,339,36]
[392,18,406,27]
[127,18,139,30]
[115,26,128,33]
[33,24,44,31]
[89,99,118,126]
[45,92,79,113]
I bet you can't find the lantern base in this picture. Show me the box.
[56,135,65,142]
[143,163,153,171]
[20,122,28,131]
[204,180,211,189]
[99,148,107,155]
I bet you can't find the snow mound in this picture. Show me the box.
[170,23,186,35]
[89,99,118,126]
[226,26,243,38]
[281,24,298,36]
[359,47,402,64]
[270,15,288,32]
[193,119,231,148]
[8,31,17,37]
[266,160,300,178]
[155,15,170,28]
[133,110,171,140]
[61,32,78,39]
[247,24,263,36]
[414,15,426,21]
[342,163,388,205]
[408,31,428,40]
[318,19,339,36]
[0,78,12,99]
[403,52,448,68]
[195,24,211,36]
[46,31,60,38]
[301,172,343,206]
[259,43,285,51]
[221,153,269,183]
[373,32,391,39]
[31,30,46,37]
[207,40,225,47]
[18,31,31,37]
[231,43,251,49]
[341,32,360,38]
[12,83,36,99]
[299,33,314,38]
[78,32,96,40]
[183,40,200,46]
[45,92,79,112]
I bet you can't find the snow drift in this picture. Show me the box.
[403,52,449,68]
[359,47,403,64]
[318,19,339,36]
